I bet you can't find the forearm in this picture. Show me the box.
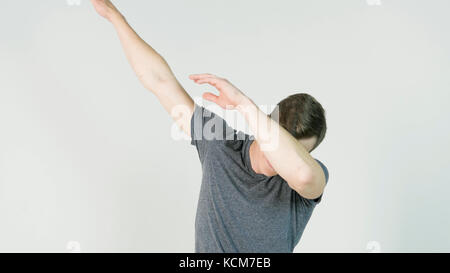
[237,98,325,197]
[91,0,194,135]
[109,13,194,134]
[110,14,176,91]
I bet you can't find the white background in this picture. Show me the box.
[0,0,449,252]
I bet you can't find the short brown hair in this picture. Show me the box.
[270,93,327,151]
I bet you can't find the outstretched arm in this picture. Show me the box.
[189,74,326,199]
[91,0,194,135]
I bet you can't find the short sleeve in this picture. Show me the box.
[309,159,329,204]
[315,159,329,184]
[190,105,236,160]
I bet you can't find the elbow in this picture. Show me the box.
[138,71,172,91]
[293,167,314,190]
[150,71,173,85]
[292,166,325,200]
[148,56,174,86]
[136,59,174,90]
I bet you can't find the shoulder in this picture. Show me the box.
[191,105,234,142]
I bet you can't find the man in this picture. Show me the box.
[91,0,329,253]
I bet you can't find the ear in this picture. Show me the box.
[299,136,318,153]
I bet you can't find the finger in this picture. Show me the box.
[192,78,220,88]
[189,73,217,81]
[202,92,219,103]
[189,73,214,79]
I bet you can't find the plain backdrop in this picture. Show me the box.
[0,0,449,252]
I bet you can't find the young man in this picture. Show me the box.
[91,0,329,253]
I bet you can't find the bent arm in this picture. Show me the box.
[189,73,326,199]
[237,99,326,199]
[91,0,194,135]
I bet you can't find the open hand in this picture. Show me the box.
[189,74,248,109]
[90,0,120,21]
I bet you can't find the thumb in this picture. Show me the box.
[202,92,219,104]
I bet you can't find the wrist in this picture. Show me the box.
[236,96,257,116]
[109,11,125,24]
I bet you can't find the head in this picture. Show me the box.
[251,93,327,176]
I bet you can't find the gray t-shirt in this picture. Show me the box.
[191,105,329,253]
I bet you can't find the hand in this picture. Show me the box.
[189,74,248,109]
[90,0,121,22]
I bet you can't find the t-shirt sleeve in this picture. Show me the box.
[310,158,329,204]
[316,159,329,184]
[190,104,236,160]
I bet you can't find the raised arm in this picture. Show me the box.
[90,0,194,135]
